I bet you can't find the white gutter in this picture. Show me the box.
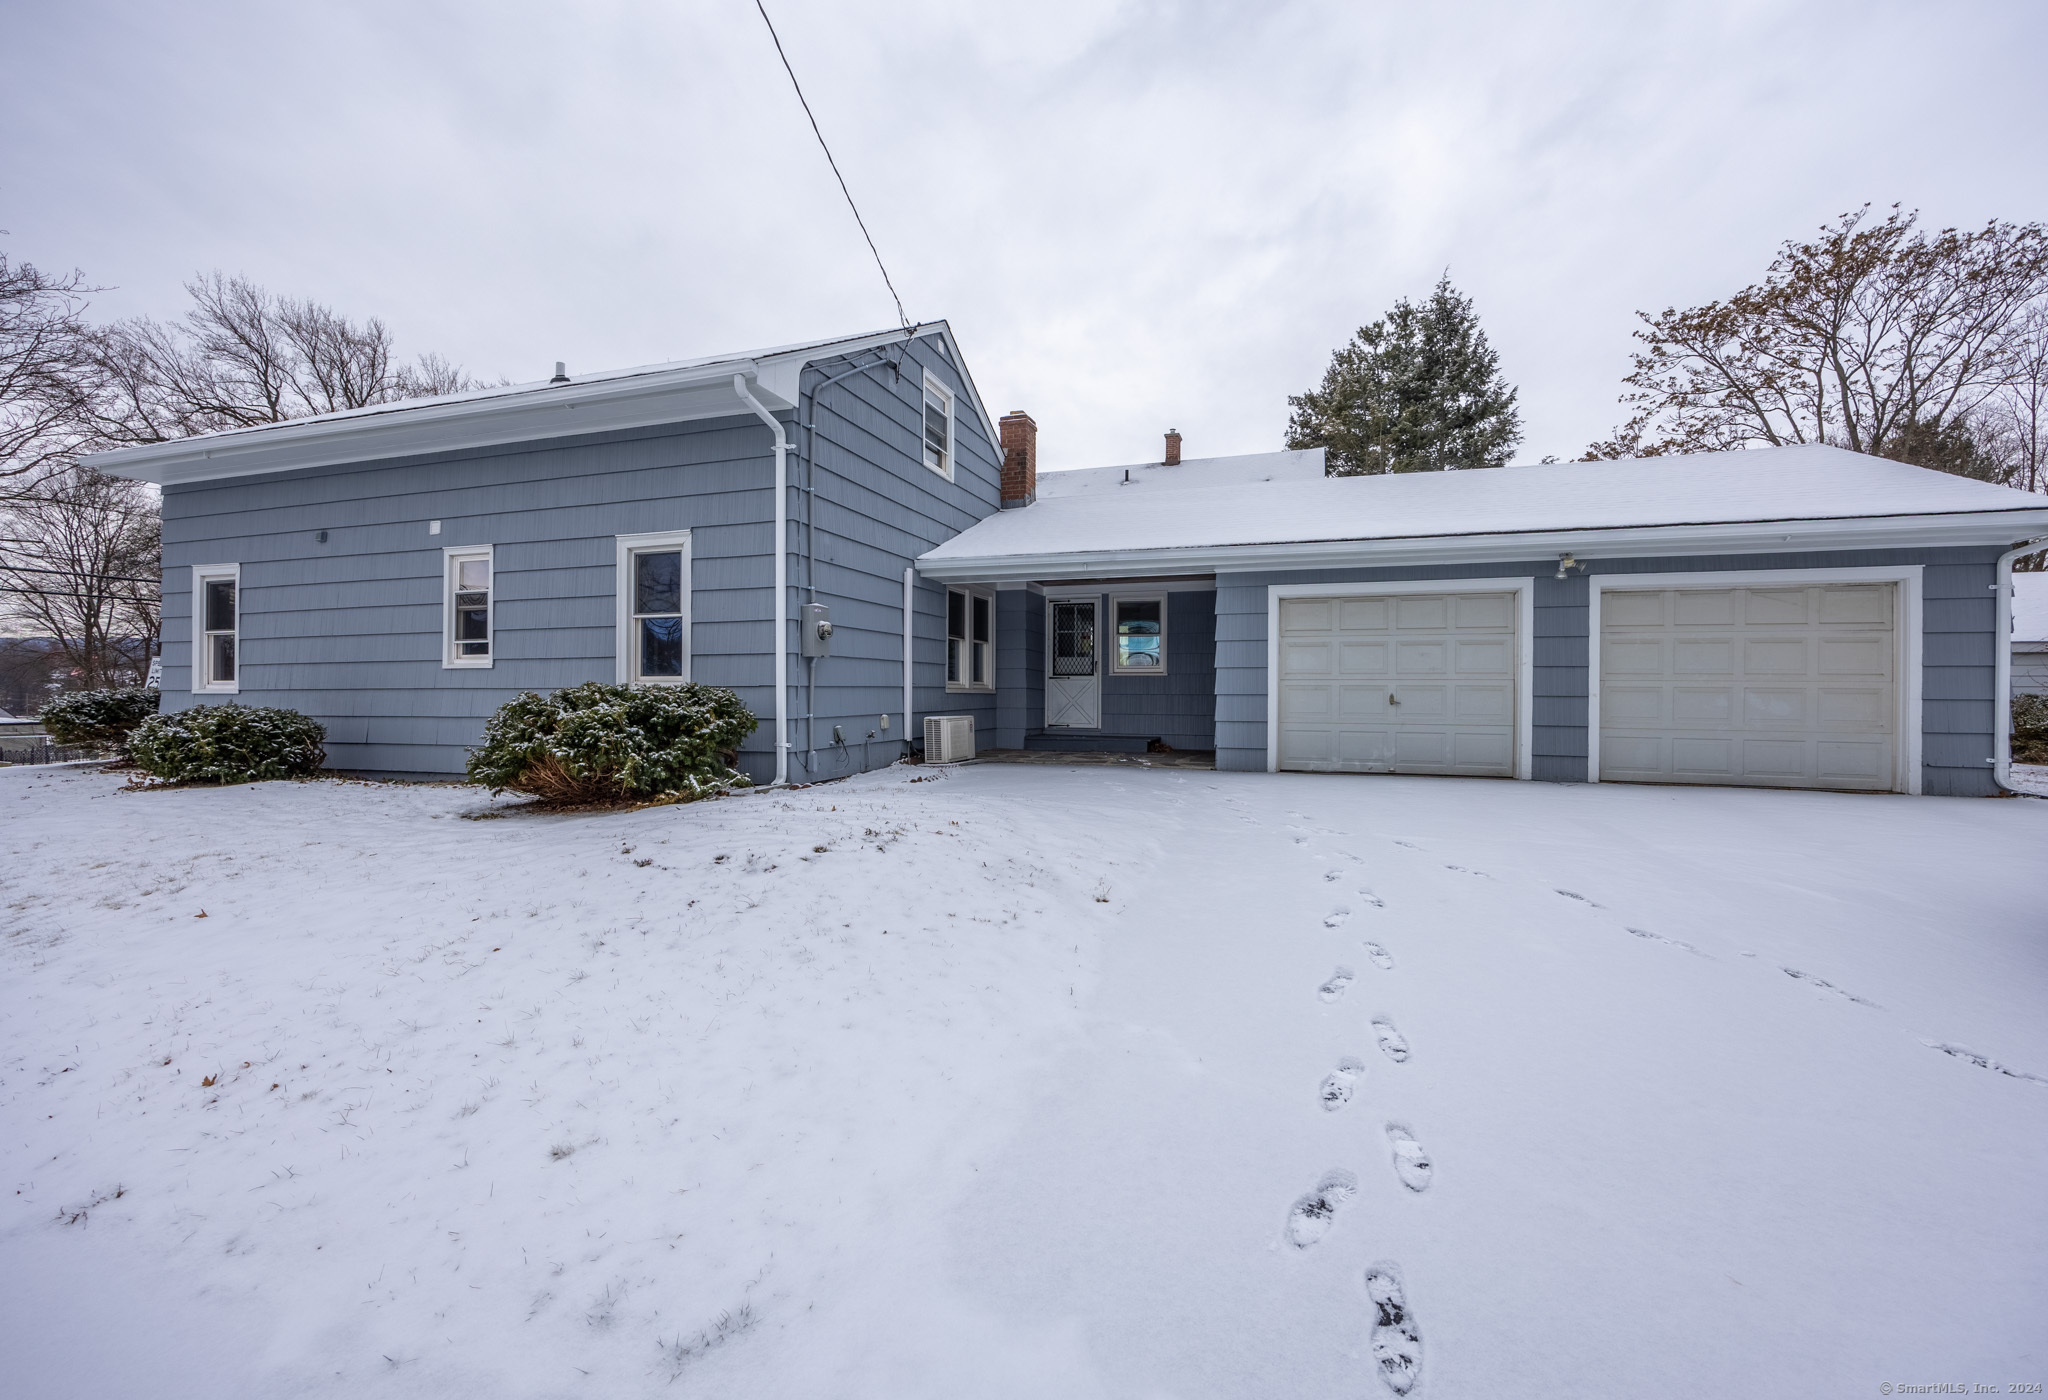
[915,510,2048,584]
[1992,538,2047,794]
[902,566,916,749]
[733,374,790,787]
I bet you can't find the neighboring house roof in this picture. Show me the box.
[2014,572,2048,648]
[1036,448,1326,498]
[919,443,2048,582]
[88,322,997,487]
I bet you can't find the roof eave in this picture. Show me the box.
[916,510,2048,584]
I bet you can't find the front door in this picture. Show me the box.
[1046,598,1101,728]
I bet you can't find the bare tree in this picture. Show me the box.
[0,466,160,688]
[88,272,487,445]
[1587,206,2048,472]
[0,247,99,494]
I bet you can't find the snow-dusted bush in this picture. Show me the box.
[2014,693,2048,765]
[129,703,327,784]
[38,687,160,752]
[466,681,757,804]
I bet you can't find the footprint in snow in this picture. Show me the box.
[1373,1018,1411,1063]
[1782,967,1878,1007]
[1323,907,1352,929]
[1286,1169,1359,1248]
[1555,888,1606,908]
[1629,927,1710,957]
[1358,891,1386,909]
[1443,864,1488,877]
[1365,1264,1423,1395]
[1392,840,1421,850]
[1319,967,1355,1002]
[1924,1041,2048,1086]
[1325,870,1344,883]
[1320,1057,1367,1110]
[1385,1125,1432,1192]
[1363,942,1396,971]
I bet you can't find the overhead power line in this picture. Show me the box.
[752,0,911,330]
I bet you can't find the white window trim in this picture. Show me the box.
[190,563,240,694]
[1264,577,1536,779]
[1109,591,1170,676]
[922,372,955,482]
[1586,565,1924,796]
[442,545,495,670]
[615,530,693,685]
[946,584,995,693]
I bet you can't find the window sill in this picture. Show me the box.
[1111,667,1170,678]
[442,659,494,670]
[944,684,994,695]
[193,684,240,696]
[629,674,694,687]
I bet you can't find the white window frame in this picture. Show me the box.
[615,529,693,685]
[921,372,955,481]
[442,545,495,670]
[1586,565,1924,795]
[191,563,240,694]
[1264,576,1536,779]
[1109,592,1170,676]
[946,584,995,693]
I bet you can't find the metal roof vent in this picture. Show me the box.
[550,361,570,384]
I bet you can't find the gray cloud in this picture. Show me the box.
[6,0,2044,468]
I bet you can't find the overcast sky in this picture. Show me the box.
[6,0,2045,470]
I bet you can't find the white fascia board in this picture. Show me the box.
[91,320,998,488]
[915,510,2048,584]
[88,363,776,486]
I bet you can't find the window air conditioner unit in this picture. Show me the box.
[924,714,975,764]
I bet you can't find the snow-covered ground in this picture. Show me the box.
[3,763,2044,1398]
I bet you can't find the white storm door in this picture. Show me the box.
[1599,583,1897,791]
[1277,591,1517,776]
[1046,598,1101,728]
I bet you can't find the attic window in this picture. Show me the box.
[922,374,954,480]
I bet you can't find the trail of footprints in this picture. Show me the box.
[1292,865,1429,1394]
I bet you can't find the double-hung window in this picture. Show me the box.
[1111,595,1168,674]
[443,546,494,668]
[192,563,239,693]
[947,585,993,691]
[616,530,692,684]
[922,373,954,480]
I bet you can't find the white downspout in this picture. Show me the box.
[902,566,916,753]
[1992,538,2046,794]
[734,374,790,787]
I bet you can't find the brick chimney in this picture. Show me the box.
[1164,429,1182,466]
[1000,410,1037,508]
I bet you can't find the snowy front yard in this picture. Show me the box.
[3,763,2044,1398]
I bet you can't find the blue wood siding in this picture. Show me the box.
[1211,547,2003,795]
[159,332,1004,781]
[799,335,1001,778]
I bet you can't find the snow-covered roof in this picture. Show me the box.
[88,322,997,487]
[2014,572,2048,645]
[1036,448,1325,498]
[919,444,2048,582]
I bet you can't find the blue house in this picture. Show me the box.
[93,323,2048,796]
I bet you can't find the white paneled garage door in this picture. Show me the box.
[1598,584,1896,791]
[1277,591,1518,776]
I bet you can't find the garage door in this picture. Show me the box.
[1598,584,1896,790]
[1277,592,1517,776]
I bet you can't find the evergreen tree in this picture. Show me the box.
[1286,275,1522,475]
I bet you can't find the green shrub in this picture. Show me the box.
[39,687,160,752]
[466,681,757,804]
[2015,693,2048,765]
[129,703,327,784]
